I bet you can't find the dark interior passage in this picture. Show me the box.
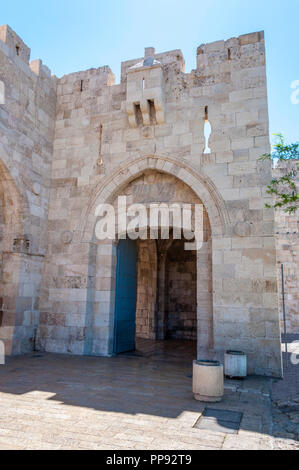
[114,236,197,355]
[165,239,197,341]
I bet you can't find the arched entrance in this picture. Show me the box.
[89,168,213,360]
[113,233,199,358]
[78,155,229,360]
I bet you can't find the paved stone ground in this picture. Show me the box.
[270,335,299,444]
[0,342,298,450]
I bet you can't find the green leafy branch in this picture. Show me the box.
[260,134,299,214]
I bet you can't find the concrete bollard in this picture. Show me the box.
[0,340,5,365]
[193,360,224,402]
[224,351,247,379]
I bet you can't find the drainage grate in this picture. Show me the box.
[194,408,243,434]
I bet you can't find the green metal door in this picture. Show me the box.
[113,239,137,354]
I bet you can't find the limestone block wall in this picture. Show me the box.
[37,66,118,355]
[136,239,157,340]
[274,160,299,333]
[0,25,57,354]
[166,240,197,340]
[30,28,283,377]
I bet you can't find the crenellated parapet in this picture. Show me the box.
[0,24,31,64]
[126,47,166,128]
[197,31,265,69]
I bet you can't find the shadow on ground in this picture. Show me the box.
[270,334,299,440]
[0,337,297,446]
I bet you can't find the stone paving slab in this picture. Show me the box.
[0,353,298,450]
[269,338,299,442]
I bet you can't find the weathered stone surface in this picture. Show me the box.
[0,24,56,354]
[274,161,299,334]
[234,221,252,237]
[0,26,290,378]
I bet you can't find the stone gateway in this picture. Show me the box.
[0,25,290,377]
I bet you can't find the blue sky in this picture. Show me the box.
[1,0,298,143]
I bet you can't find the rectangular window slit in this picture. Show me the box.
[205,106,209,120]
[148,100,156,125]
[228,48,231,61]
[80,80,84,92]
[134,103,143,126]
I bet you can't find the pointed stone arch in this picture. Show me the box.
[79,155,230,243]
[77,155,229,357]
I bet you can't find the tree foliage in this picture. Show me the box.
[260,134,299,214]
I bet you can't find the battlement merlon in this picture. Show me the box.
[0,25,266,85]
[0,24,56,84]
[0,24,31,64]
[58,66,116,91]
[197,30,265,68]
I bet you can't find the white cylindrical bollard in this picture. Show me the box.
[224,351,247,379]
[193,360,224,402]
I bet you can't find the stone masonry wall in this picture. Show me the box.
[37,30,283,376]
[136,239,157,339]
[0,25,57,354]
[274,160,299,333]
[166,239,197,340]
[0,25,286,377]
